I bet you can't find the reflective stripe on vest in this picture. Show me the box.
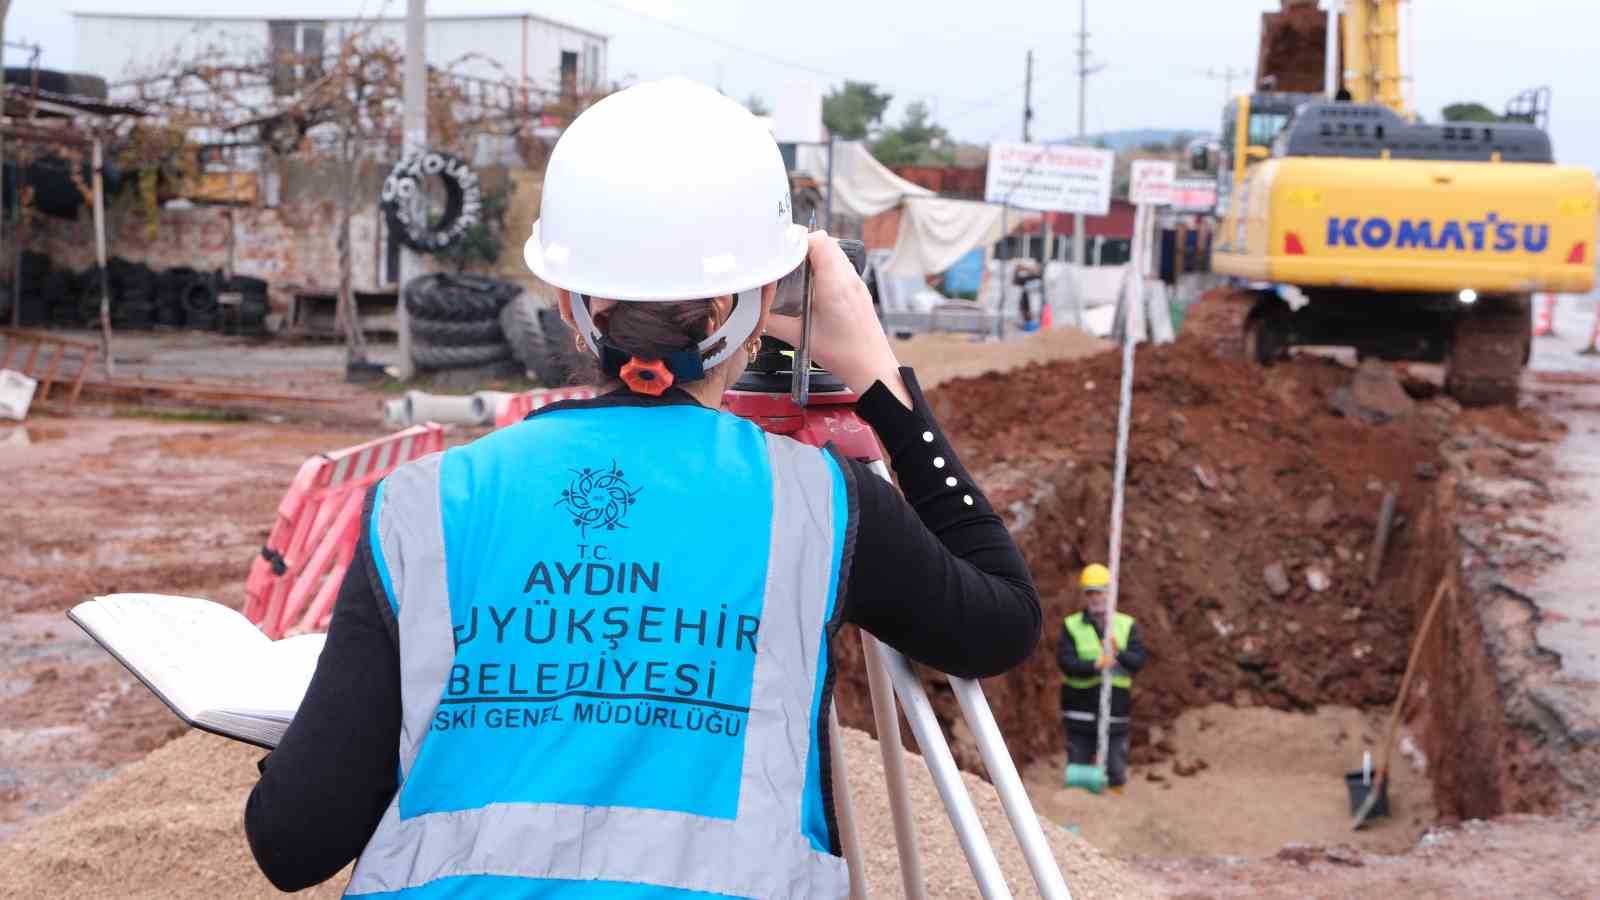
[1063,710,1128,724]
[1061,611,1134,690]
[350,409,851,899]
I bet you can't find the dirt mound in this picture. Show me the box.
[0,728,1158,899]
[834,340,1454,771]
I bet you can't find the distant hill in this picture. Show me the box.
[1050,128,1209,152]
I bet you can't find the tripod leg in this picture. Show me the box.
[878,644,1013,900]
[949,676,1073,900]
[828,707,870,900]
[860,632,928,900]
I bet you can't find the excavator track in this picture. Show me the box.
[1179,286,1259,360]
[1445,294,1531,407]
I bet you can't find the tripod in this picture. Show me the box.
[726,342,1070,900]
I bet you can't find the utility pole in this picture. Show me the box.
[0,1,9,329]
[1072,0,1100,266]
[1204,67,1250,109]
[1022,49,1034,143]
[395,0,426,380]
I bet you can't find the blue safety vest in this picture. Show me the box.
[350,397,855,898]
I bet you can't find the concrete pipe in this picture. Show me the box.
[471,391,516,426]
[404,390,482,427]
[383,397,411,429]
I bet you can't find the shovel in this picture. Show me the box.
[1352,578,1453,830]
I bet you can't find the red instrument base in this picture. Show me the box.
[723,389,884,462]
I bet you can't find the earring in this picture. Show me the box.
[575,333,589,354]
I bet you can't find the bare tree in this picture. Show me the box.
[105,19,566,365]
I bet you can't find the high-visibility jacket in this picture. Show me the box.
[1059,611,1136,734]
[1061,612,1134,690]
[348,397,855,898]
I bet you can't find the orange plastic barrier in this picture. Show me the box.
[492,385,597,428]
[245,423,446,638]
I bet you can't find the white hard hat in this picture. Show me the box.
[524,78,807,373]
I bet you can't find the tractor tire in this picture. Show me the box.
[1445,294,1529,407]
[499,290,585,386]
[381,150,482,252]
[403,273,512,322]
[411,315,504,346]
[182,277,219,317]
[411,341,512,370]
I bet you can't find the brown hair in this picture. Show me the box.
[600,300,719,361]
[580,300,731,388]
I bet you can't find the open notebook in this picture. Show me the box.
[68,593,326,749]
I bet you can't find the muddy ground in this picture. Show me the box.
[0,418,372,840]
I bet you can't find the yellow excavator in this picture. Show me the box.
[1188,0,1596,404]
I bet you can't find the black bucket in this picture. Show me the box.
[1345,771,1390,819]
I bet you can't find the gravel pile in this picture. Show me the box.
[0,727,1157,899]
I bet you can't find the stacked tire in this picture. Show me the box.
[156,266,196,328]
[181,271,221,331]
[499,289,586,387]
[76,266,106,325]
[44,268,79,327]
[110,258,156,330]
[226,275,270,335]
[16,251,51,326]
[403,273,518,370]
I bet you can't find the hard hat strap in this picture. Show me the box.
[570,288,763,383]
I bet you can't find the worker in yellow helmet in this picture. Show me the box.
[1058,563,1147,793]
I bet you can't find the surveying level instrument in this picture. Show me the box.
[724,240,1071,900]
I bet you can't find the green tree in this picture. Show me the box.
[870,101,954,166]
[823,80,892,140]
[1441,102,1501,123]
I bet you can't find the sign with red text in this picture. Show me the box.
[1129,160,1177,207]
[985,142,1114,215]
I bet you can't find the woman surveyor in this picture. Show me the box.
[246,78,1041,899]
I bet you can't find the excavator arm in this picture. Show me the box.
[1341,0,1409,117]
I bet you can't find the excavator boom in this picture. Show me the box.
[1341,0,1409,117]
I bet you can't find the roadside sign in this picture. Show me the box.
[1170,177,1219,213]
[1129,160,1177,206]
[985,142,1113,215]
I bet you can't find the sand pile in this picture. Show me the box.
[0,727,1158,899]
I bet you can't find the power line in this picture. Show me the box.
[591,0,1055,136]
[586,0,851,82]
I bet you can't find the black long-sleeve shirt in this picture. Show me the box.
[245,368,1041,892]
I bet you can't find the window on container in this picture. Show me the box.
[301,23,325,84]
[560,51,578,97]
[269,20,297,96]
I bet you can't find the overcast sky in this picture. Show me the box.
[10,1,1600,168]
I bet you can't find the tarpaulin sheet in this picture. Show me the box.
[795,141,930,217]
[796,142,1012,278]
[884,195,1007,278]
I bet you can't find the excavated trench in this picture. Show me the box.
[830,338,1567,846]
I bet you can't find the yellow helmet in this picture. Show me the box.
[1080,563,1111,591]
